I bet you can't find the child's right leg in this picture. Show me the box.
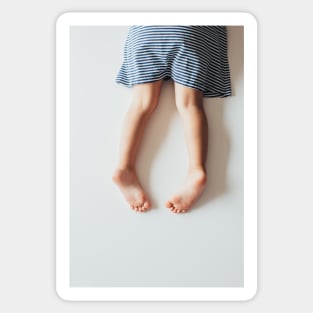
[112,80,163,212]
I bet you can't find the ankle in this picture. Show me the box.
[189,165,206,174]
[188,166,207,185]
[114,163,136,172]
[112,167,135,183]
[118,164,134,170]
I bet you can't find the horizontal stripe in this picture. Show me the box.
[116,26,232,98]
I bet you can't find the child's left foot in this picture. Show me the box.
[166,168,207,213]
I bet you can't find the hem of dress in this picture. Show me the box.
[115,76,232,99]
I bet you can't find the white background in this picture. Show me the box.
[1,0,312,312]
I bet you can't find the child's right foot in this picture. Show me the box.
[112,168,151,212]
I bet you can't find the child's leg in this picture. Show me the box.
[166,82,208,213]
[113,80,163,212]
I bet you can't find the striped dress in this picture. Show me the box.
[115,26,232,98]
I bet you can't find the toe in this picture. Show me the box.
[143,201,151,210]
[166,201,173,208]
[138,203,148,212]
[171,204,187,213]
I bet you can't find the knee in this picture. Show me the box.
[175,89,203,113]
[131,81,162,114]
[133,95,159,114]
[176,98,203,113]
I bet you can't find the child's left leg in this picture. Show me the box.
[166,82,208,213]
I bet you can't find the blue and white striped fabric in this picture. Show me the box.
[116,26,232,98]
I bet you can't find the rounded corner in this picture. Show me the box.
[242,12,258,27]
[243,285,258,302]
[55,285,71,302]
[55,12,72,28]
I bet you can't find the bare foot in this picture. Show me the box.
[112,168,151,212]
[166,168,207,213]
